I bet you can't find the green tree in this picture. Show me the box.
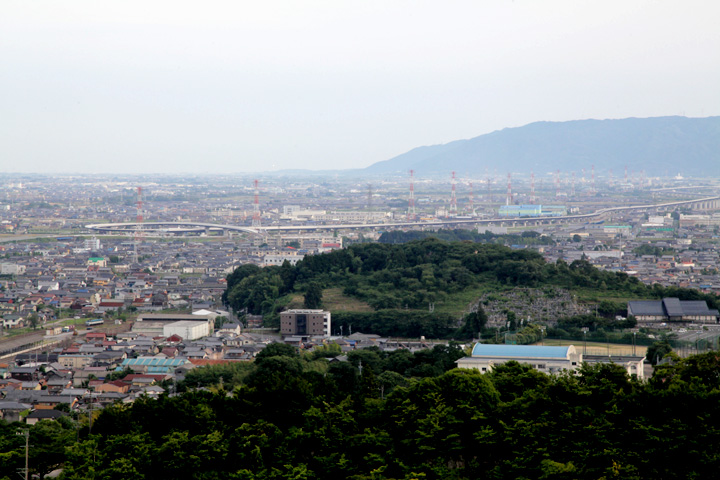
[304,282,323,309]
[27,312,39,329]
[458,307,488,339]
[646,339,673,365]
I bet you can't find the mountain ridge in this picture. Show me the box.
[363,116,720,176]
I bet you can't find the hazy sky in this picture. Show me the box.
[2,1,719,174]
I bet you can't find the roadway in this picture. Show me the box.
[84,195,720,235]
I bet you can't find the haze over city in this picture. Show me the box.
[2,0,719,174]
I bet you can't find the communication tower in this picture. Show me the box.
[252,180,261,228]
[408,170,416,220]
[530,171,536,204]
[506,173,512,206]
[450,171,457,214]
[134,186,143,264]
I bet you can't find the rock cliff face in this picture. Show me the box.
[477,287,583,327]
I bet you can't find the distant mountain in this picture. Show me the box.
[364,116,720,176]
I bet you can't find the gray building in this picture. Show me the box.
[627,298,719,324]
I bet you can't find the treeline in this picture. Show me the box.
[331,311,457,339]
[378,228,556,245]
[15,349,720,479]
[632,244,675,257]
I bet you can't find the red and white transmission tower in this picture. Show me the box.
[252,180,261,227]
[609,169,613,187]
[408,170,416,220]
[571,171,576,197]
[624,165,628,184]
[134,186,143,264]
[530,172,536,204]
[591,164,596,195]
[449,171,457,214]
[506,173,512,206]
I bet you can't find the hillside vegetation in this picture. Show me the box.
[224,238,719,338]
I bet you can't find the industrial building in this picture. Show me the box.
[498,205,567,217]
[280,309,331,337]
[163,320,212,341]
[133,313,213,339]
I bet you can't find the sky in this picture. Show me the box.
[2,0,719,174]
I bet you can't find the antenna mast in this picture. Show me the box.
[506,173,512,206]
[450,171,457,214]
[408,170,416,220]
[134,186,143,264]
[252,180,261,227]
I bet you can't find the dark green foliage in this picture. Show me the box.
[457,306,488,339]
[303,282,323,309]
[632,244,675,257]
[332,310,456,338]
[378,228,555,246]
[646,339,673,365]
[49,350,720,479]
[0,418,76,480]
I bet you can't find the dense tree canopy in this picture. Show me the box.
[3,351,715,479]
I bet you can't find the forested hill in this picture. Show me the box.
[224,238,719,337]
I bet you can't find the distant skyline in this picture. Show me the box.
[2,1,719,174]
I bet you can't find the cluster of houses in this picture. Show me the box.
[541,230,720,294]
[0,313,270,423]
[0,232,349,331]
[0,308,468,424]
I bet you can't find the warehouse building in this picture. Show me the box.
[498,205,567,217]
[627,298,719,324]
[133,313,213,339]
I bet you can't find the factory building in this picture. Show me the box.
[498,205,567,217]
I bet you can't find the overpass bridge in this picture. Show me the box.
[85,195,720,235]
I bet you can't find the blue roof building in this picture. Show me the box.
[457,343,581,374]
[120,357,189,374]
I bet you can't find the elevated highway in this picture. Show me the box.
[85,195,720,235]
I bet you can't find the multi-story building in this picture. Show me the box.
[280,309,331,337]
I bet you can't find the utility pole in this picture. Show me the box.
[17,429,29,480]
